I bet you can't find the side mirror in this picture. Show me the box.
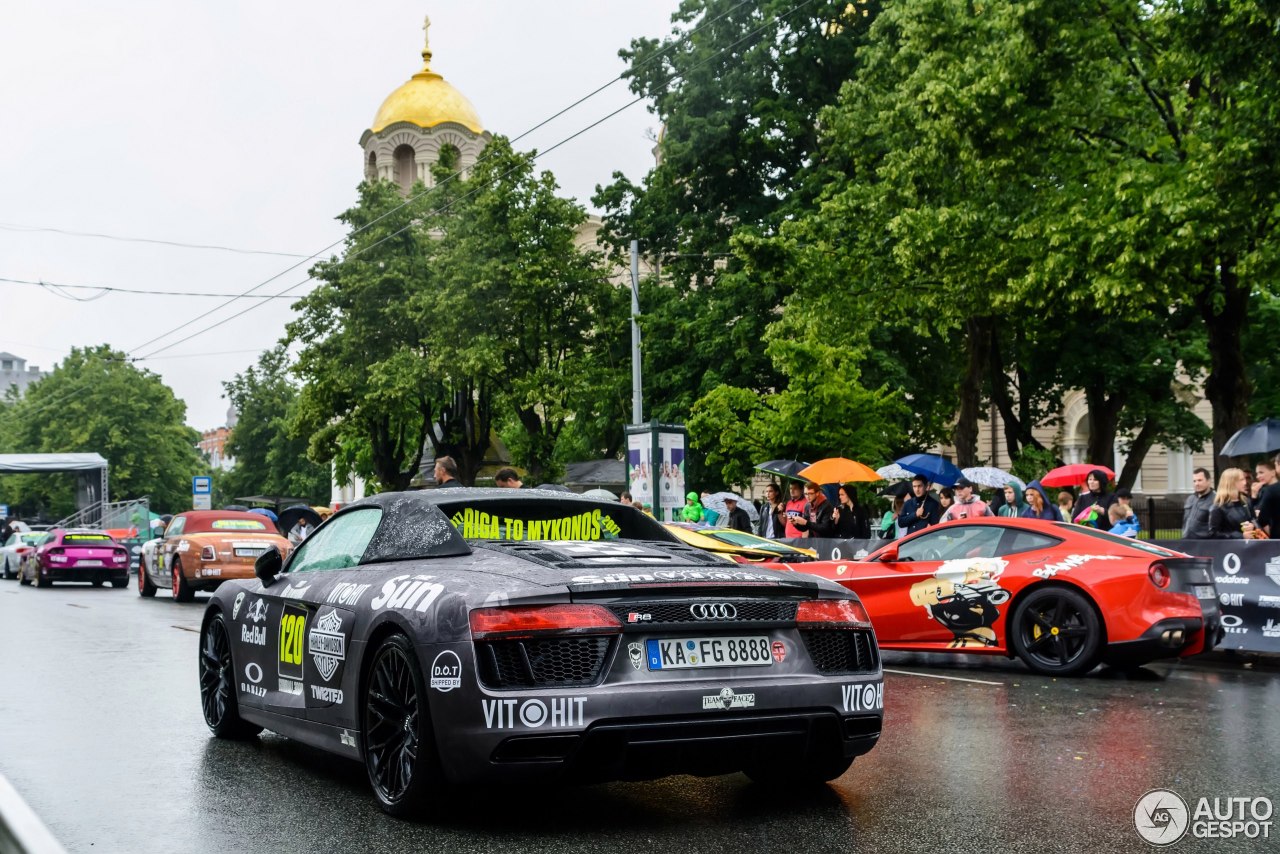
[878,544,899,563]
[255,546,283,587]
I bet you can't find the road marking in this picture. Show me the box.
[883,668,1002,686]
[171,625,200,633]
[66,604,88,609]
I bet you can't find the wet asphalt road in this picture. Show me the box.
[2,579,1278,853]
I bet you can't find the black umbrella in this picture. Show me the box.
[1221,418,1280,457]
[879,482,912,498]
[278,505,322,537]
[754,460,810,480]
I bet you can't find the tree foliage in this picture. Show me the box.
[221,345,331,505]
[0,346,206,516]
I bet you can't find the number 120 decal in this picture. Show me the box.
[278,604,307,693]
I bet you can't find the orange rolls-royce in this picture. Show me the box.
[138,510,291,602]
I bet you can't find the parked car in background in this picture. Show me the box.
[139,510,291,602]
[665,523,819,563]
[2,531,44,579]
[17,529,129,588]
[783,518,1222,676]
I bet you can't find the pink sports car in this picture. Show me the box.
[18,528,130,588]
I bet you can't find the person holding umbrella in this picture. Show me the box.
[1071,470,1115,528]
[1255,458,1279,537]
[897,475,941,535]
[832,484,871,539]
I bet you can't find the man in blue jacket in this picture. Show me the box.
[897,475,942,535]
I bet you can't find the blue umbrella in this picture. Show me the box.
[248,507,278,522]
[894,453,964,487]
[1221,418,1280,457]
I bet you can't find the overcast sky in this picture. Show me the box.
[0,0,679,431]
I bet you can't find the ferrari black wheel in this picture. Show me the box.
[92,579,104,587]
[745,753,853,786]
[1011,586,1102,676]
[363,634,444,817]
[199,615,262,739]
[172,558,194,602]
[35,570,50,588]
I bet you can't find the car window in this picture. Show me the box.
[3,534,15,548]
[287,508,383,573]
[896,525,1005,562]
[1053,524,1179,556]
[166,517,186,538]
[996,529,1063,556]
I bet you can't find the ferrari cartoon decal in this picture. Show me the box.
[909,558,1011,648]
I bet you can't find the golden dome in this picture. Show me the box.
[370,25,483,135]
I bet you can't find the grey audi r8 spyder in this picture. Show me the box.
[198,490,883,817]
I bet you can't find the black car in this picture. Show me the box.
[198,490,883,817]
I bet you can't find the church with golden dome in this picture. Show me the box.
[359,16,491,194]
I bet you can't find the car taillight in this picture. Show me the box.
[1148,561,1171,589]
[469,605,622,640]
[112,549,128,563]
[200,546,216,561]
[16,547,31,554]
[796,599,872,628]
[48,548,68,564]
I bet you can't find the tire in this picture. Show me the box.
[35,569,51,588]
[18,568,31,586]
[172,558,194,602]
[138,559,157,598]
[110,578,127,589]
[92,579,104,587]
[198,615,263,739]
[745,754,854,786]
[2,558,12,580]
[1010,586,1103,676]
[362,634,445,817]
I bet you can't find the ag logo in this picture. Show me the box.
[232,591,245,619]
[430,650,462,692]
[1134,789,1189,845]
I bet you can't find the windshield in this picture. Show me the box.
[1052,524,1180,556]
[440,498,674,543]
[705,530,796,552]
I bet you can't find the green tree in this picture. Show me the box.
[420,138,627,481]
[0,346,206,516]
[593,0,886,475]
[289,179,464,491]
[221,345,331,504]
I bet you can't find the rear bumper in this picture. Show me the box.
[487,709,881,783]
[40,565,128,583]
[1103,617,1219,666]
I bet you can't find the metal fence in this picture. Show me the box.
[1139,496,1190,539]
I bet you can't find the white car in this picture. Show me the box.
[2,531,44,579]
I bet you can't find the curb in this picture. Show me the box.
[0,771,66,854]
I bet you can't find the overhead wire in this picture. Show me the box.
[0,222,309,258]
[132,0,810,361]
[5,1,799,428]
[125,0,758,359]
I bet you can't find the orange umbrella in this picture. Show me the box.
[797,457,883,484]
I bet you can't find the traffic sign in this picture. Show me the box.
[192,476,212,495]
[193,494,212,511]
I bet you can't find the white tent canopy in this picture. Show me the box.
[0,453,108,473]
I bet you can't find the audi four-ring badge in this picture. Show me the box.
[198,490,883,818]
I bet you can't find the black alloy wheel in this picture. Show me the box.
[198,615,262,739]
[1010,586,1103,676]
[363,634,444,817]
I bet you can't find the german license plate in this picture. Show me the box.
[78,560,103,567]
[1192,585,1216,600]
[235,548,265,558]
[645,636,772,670]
